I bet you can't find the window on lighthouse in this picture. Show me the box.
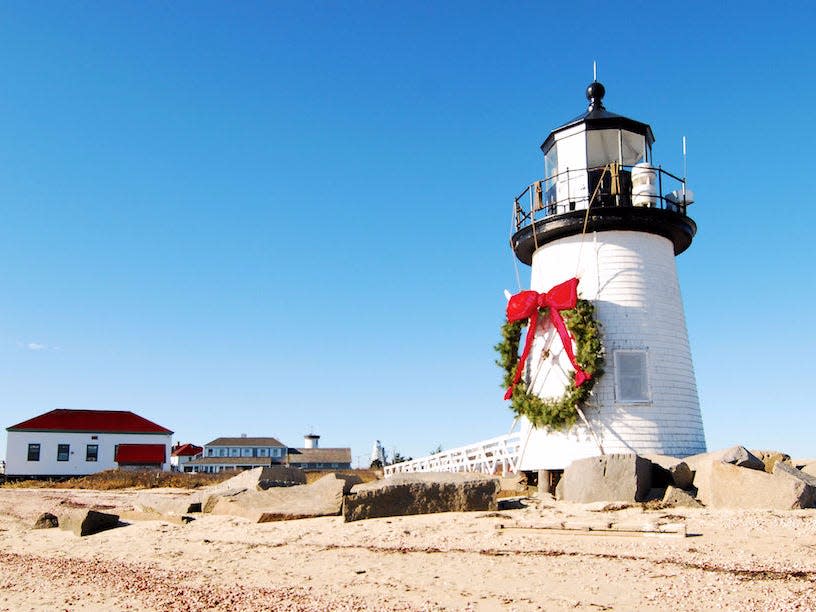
[587,130,647,167]
[614,350,650,403]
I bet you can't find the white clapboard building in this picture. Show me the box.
[5,409,173,478]
[510,80,706,470]
[385,80,707,478]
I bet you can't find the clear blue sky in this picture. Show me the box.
[1,2,814,464]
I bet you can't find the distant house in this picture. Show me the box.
[286,447,352,470]
[170,443,203,472]
[185,436,288,473]
[286,434,352,470]
[5,409,173,478]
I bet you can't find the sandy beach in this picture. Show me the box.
[0,487,815,611]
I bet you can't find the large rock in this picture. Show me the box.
[643,454,694,489]
[200,467,309,513]
[751,450,791,474]
[211,473,362,522]
[33,512,59,529]
[59,509,120,537]
[773,463,816,507]
[688,447,774,505]
[719,446,765,470]
[214,466,307,491]
[343,472,500,522]
[135,491,202,516]
[662,486,702,508]
[500,474,527,494]
[202,487,247,513]
[705,462,815,509]
[560,454,652,503]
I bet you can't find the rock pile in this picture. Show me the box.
[124,469,503,526]
[557,446,816,510]
[343,472,500,522]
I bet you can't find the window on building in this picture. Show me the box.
[86,444,99,462]
[219,448,227,457]
[27,443,40,461]
[207,448,214,457]
[614,350,650,403]
[241,448,252,457]
[229,447,240,457]
[57,444,70,462]
[257,448,268,457]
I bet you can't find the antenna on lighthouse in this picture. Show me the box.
[593,61,597,81]
[682,136,688,194]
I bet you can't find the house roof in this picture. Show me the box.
[204,437,285,447]
[6,409,172,435]
[287,447,352,465]
[115,444,166,464]
[171,443,203,457]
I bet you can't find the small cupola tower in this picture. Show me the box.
[510,81,706,470]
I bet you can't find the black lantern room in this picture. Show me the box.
[511,81,696,265]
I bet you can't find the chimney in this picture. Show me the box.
[304,433,320,449]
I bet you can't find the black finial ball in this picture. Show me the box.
[586,81,605,103]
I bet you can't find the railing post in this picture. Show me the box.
[658,165,663,210]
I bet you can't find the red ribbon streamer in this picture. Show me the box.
[504,277,591,400]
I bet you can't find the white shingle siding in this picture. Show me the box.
[519,230,707,470]
[6,431,172,477]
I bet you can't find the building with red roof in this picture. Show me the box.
[5,409,173,478]
[170,442,204,472]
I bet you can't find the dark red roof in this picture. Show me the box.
[6,409,172,434]
[115,444,166,464]
[171,443,203,457]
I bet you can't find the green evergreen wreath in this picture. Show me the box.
[495,299,604,431]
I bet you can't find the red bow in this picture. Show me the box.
[504,277,591,400]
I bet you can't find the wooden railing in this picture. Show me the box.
[383,433,523,477]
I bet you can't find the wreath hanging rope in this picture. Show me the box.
[495,285,604,432]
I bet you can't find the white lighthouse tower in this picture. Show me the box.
[511,81,706,471]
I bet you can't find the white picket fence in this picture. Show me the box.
[383,433,523,477]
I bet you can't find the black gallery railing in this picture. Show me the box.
[513,164,691,233]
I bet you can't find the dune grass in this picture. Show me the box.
[2,468,382,490]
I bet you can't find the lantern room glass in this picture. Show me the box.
[587,129,648,167]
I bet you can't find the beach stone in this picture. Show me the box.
[135,491,202,516]
[643,454,694,489]
[705,462,814,509]
[662,486,702,508]
[720,446,765,470]
[58,509,120,537]
[560,454,652,503]
[773,463,816,508]
[202,487,247,513]
[32,512,59,529]
[343,472,500,522]
[211,473,362,522]
[499,474,527,494]
[216,466,307,491]
[201,467,310,513]
[752,450,791,474]
[688,447,769,505]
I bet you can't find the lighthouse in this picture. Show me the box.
[510,81,706,471]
